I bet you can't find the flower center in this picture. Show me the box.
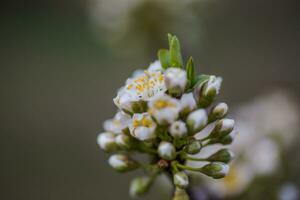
[133,118,153,128]
[153,99,176,109]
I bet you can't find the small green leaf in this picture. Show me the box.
[167,33,173,46]
[194,74,210,88]
[170,36,183,68]
[158,49,170,69]
[186,57,195,87]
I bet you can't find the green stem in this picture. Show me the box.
[176,163,202,172]
[181,154,207,162]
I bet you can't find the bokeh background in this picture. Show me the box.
[1,0,300,199]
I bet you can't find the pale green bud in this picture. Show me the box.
[173,172,189,189]
[172,188,189,200]
[108,154,138,172]
[184,140,202,154]
[186,109,208,134]
[209,119,234,138]
[129,176,152,197]
[200,162,229,179]
[207,149,234,164]
[209,102,228,122]
[158,141,176,161]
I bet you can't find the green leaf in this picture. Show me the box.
[167,33,173,46]
[158,49,170,69]
[186,57,195,87]
[194,74,210,88]
[169,36,183,68]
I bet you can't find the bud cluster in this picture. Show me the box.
[97,34,236,199]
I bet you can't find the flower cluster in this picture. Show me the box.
[97,34,235,199]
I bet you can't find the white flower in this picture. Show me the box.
[169,120,188,138]
[186,109,208,133]
[148,94,180,124]
[180,93,197,113]
[97,132,117,151]
[148,60,163,72]
[204,76,222,96]
[114,69,166,112]
[158,141,176,160]
[164,67,187,94]
[103,111,131,134]
[129,113,156,141]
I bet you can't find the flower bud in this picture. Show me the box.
[108,154,138,172]
[207,149,234,164]
[209,102,228,122]
[207,133,235,145]
[115,134,134,149]
[209,119,235,138]
[184,140,202,154]
[158,141,176,161]
[193,76,222,108]
[164,68,187,96]
[172,188,189,200]
[97,132,117,152]
[169,120,188,138]
[186,109,208,134]
[180,93,197,116]
[200,162,229,179]
[173,171,189,189]
[129,176,152,197]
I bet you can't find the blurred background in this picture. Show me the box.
[1,0,299,199]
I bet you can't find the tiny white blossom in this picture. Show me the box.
[103,111,131,134]
[164,67,187,93]
[129,113,156,141]
[158,141,176,160]
[97,132,117,151]
[187,109,208,133]
[169,120,188,138]
[108,154,137,172]
[148,94,180,124]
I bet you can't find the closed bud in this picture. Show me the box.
[193,76,222,108]
[184,140,202,154]
[172,188,189,200]
[207,132,235,145]
[165,68,187,96]
[169,120,188,138]
[97,132,118,152]
[209,119,235,138]
[173,172,189,189]
[129,176,152,197]
[200,162,229,179]
[186,109,208,134]
[158,141,176,161]
[179,93,197,116]
[207,149,234,164]
[209,102,228,122]
[115,134,134,149]
[108,154,138,172]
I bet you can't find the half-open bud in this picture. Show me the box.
[207,149,234,164]
[209,119,235,138]
[129,176,152,197]
[200,162,229,179]
[158,141,176,161]
[108,154,138,172]
[97,132,117,152]
[173,171,189,189]
[129,113,157,141]
[193,76,222,108]
[169,120,188,138]
[186,109,208,134]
